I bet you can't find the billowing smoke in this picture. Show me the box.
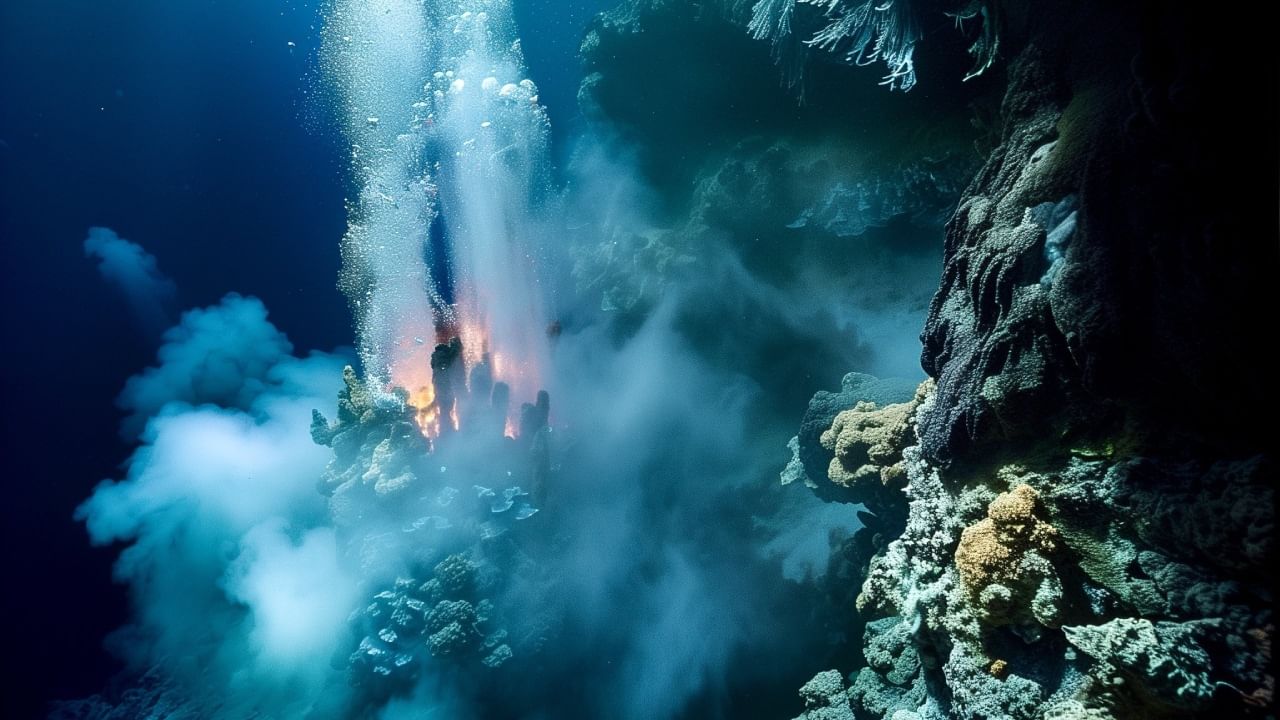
[69,1,960,717]
[75,294,357,717]
[82,226,177,337]
[114,293,294,438]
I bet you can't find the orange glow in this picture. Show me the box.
[389,302,544,440]
[405,384,441,439]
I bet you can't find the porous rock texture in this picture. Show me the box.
[791,1,1275,717]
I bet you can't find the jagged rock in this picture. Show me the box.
[780,4,1275,716]
[918,50,1080,465]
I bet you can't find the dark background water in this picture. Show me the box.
[0,1,603,715]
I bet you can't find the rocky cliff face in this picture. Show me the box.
[790,1,1275,717]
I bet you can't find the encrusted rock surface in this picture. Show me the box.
[787,2,1275,717]
[822,380,930,500]
[310,352,549,708]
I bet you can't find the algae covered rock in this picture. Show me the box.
[782,372,918,496]
[822,379,930,495]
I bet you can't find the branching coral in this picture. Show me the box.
[805,0,921,90]
[946,0,1000,82]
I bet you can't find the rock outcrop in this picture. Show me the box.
[788,1,1276,717]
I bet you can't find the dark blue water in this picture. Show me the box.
[0,2,602,715]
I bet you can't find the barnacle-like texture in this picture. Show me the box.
[426,599,480,657]
[837,427,1272,719]
[314,362,537,703]
[348,553,512,694]
[433,553,476,597]
[311,365,426,501]
[782,372,918,495]
[348,578,431,691]
[917,51,1081,466]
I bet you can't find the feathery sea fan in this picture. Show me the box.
[804,0,921,90]
[745,0,998,91]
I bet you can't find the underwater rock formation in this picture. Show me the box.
[349,553,513,694]
[953,483,1063,628]
[310,343,550,708]
[786,1,1276,717]
[781,372,918,495]
[791,669,856,720]
[822,380,929,500]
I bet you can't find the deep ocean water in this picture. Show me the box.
[1,2,1274,719]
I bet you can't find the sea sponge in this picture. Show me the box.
[954,484,1062,626]
[426,599,479,657]
[791,669,855,720]
[821,380,931,495]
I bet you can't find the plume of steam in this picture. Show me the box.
[83,226,177,337]
[76,294,357,716]
[325,0,553,403]
[114,293,294,438]
[67,2,950,716]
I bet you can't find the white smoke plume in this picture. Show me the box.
[76,294,358,717]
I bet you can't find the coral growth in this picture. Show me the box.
[780,7,1276,715]
[954,483,1063,626]
[741,0,1000,91]
[790,669,855,720]
[309,334,550,707]
[822,379,930,494]
[350,554,512,694]
[782,372,918,495]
